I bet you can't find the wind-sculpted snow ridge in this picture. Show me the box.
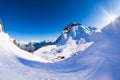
[0,19,120,80]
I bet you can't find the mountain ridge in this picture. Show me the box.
[18,22,98,52]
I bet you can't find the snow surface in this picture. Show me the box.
[34,37,93,62]
[0,19,120,80]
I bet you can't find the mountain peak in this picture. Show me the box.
[56,22,98,45]
[63,22,82,34]
[65,22,82,28]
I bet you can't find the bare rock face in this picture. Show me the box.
[13,40,18,46]
[0,20,3,32]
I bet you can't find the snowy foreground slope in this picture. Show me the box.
[0,19,120,80]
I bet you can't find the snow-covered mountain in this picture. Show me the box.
[56,22,99,44]
[0,18,120,80]
[34,22,97,62]
[18,22,99,53]
[18,22,98,53]
[18,40,55,52]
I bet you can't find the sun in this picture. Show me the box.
[100,7,117,23]
[108,15,116,22]
[103,10,116,22]
[105,12,117,24]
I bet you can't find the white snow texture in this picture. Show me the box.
[0,18,120,80]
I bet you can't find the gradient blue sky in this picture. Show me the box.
[0,0,120,41]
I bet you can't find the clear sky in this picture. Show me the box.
[0,0,120,41]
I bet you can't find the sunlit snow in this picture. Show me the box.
[0,19,120,80]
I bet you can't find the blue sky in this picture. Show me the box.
[0,0,120,41]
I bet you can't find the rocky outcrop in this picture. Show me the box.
[63,22,82,34]
[13,40,18,46]
[0,20,3,32]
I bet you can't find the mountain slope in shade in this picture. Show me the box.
[0,17,120,80]
[18,40,55,52]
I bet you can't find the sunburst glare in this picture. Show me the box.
[100,7,117,23]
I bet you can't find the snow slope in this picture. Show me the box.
[0,19,120,80]
[34,37,93,62]
[0,32,64,80]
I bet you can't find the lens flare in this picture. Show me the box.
[107,14,116,22]
[100,7,117,23]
